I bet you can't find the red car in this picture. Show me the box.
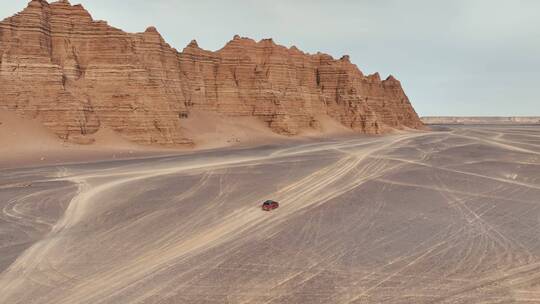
[262,200,279,211]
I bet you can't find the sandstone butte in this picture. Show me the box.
[0,0,424,146]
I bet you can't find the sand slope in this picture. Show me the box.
[0,110,362,169]
[0,110,154,168]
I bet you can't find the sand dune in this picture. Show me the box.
[1,126,540,303]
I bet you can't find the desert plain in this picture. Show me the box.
[1,125,540,303]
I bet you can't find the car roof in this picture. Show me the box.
[264,200,276,204]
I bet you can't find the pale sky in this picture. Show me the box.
[2,0,539,116]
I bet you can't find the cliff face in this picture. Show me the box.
[0,0,423,145]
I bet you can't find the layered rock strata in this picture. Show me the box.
[0,0,423,145]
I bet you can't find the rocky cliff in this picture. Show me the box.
[0,0,423,145]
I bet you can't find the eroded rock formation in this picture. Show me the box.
[0,0,423,145]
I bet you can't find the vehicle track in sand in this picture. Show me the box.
[1,126,540,303]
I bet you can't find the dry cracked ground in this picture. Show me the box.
[1,126,540,304]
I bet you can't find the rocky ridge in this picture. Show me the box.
[0,0,423,145]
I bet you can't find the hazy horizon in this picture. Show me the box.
[1,0,539,117]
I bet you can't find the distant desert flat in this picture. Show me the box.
[1,125,540,303]
[423,116,540,125]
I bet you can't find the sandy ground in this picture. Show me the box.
[1,125,540,303]
[0,110,357,169]
[0,110,174,169]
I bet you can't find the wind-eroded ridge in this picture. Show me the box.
[1,126,540,303]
